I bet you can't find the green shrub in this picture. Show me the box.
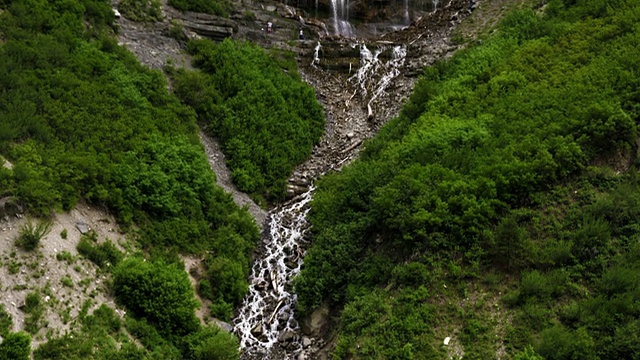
[118,0,162,22]
[77,235,123,268]
[514,345,544,360]
[537,325,597,360]
[83,305,121,333]
[23,292,44,334]
[0,304,12,337]
[518,269,568,304]
[174,39,324,201]
[56,250,74,263]
[60,228,68,239]
[169,0,229,17]
[180,326,239,360]
[113,258,199,337]
[15,219,51,251]
[60,276,73,288]
[0,332,31,360]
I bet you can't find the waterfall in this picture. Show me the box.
[349,44,407,116]
[404,0,410,24]
[311,42,322,67]
[330,0,355,37]
[234,188,314,358]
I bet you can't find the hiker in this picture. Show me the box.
[267,21,272,33]
[299,29,304,40]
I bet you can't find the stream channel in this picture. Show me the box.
[233,42,412,359]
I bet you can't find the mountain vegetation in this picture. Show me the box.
[0,0,321,357]
[172,39,325,204]
[296,0,640,358]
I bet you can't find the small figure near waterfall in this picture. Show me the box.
[299,29,304,40]
[267,21,272,33]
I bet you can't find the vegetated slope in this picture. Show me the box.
[296,0,640,358]
[0,0,257,357]
[172,39,325,204]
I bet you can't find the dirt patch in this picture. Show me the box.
[0,203,128,346]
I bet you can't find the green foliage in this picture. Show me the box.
[15,219,52,251]
[537,325,597,360]
[173,39,324,202]
[23,291,44,334]
[514,345,544,360]
[0,332,31,360]
[180,326,239,360]
[35,305,147,360]
[60,228,68,239]
[0,304,12,337]
[168,0,229,17]
[56,250,75,263]
[297,0,640,357]
[77,234,123,268]
[118,0,162,22]
[112,258,199,337]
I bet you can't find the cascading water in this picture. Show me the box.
[311,42,322,67]
[234,39,408,360]
[349,43,407,117]
[330,0,355,37]
[234,188,314,358]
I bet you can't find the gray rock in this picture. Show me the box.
[251,323,263,337]
[278,329,295,342]
[302,336,312,347]
[213,319,234,332]
[76,221,90,234]
[265,5,277,12]
[301,302,330,336]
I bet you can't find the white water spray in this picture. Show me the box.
[234,188,314,357]
[330,0,355,37]
[404,0,410,24]
[311,42,322,67]
[348,44,407,115]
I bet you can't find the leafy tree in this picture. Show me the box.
[113,258,200,337]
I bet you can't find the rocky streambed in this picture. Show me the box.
[113,0,474,357]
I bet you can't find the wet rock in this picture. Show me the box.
[251,323,264,337]
[302,336,312,348]
[286,184,309,198]
[301,302,330,336]
[278,329,295,342]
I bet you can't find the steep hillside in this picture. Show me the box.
[296,0,640,358]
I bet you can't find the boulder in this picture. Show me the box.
[251,323,264,337]
[213,319,234,332]
[0,197,23,219]
[76,221,90,234]
[300,302,330,336]
[278,329,295,342]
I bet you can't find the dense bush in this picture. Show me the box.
[296,0,640,357]
[0,4,258,356]
[77,233,124,268]
[0,332,31,360]
[169,0,230,17]
[118,0,162,22]
[180,326,239,360]
[173,39,324,203]
[112,258,200,338]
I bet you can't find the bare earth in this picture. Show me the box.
[0,204,128,347]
